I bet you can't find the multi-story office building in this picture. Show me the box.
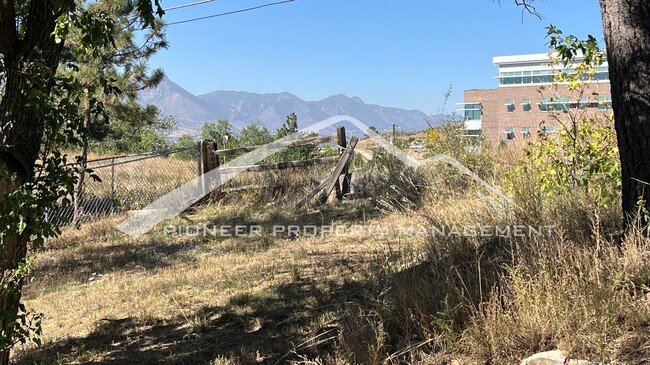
[458,53,611,142]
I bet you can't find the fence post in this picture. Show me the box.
[72,165,84,228]
[110,157,116,212]
[196,142,203,194]
[201,140,220,200]
[337,126,351,198]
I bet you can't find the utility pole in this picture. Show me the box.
[392,123,398,145]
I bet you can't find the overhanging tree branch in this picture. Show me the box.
[514,0,542,18]
[495,0,543,20]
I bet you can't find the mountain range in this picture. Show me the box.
[138,77,443,136]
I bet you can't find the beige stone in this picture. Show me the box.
[520,350,598,365]
[519,350,566,365]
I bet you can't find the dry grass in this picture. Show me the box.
[334,158,648,364]
[16,141,650,365]
[461,223,650,363]
[16,198,427,364]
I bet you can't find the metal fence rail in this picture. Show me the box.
[47,145,201,226]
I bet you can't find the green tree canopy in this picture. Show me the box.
[201,120,237,148]
[239,123,274,146]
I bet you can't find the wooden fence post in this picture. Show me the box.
[196,141,203,194]
[318,136,358,204]
[336,126,352,198]
[201,140,220,199]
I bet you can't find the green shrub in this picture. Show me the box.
[507,115,621,208]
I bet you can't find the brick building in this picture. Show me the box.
[458,53,611,142]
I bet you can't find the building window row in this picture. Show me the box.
[539,96,612,112]
[504,96,612,113]
[464,129,481,137]
[504,126,556,140]
[539,97,571,112]
[498,67,609,86]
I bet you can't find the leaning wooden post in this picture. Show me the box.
[336,126,352,198]
[201,140,220,200]
[320,136,358,204]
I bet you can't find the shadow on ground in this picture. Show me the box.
[16,276,377,365]
[28,239,199,296]
[29,201,380,296]
[180,200,381,239]
[18,201,390,364]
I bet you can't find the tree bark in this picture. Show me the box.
[599,0,650,228]
[0,1,64,363]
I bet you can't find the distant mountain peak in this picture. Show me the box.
[139,77,439,134]
[325,94,349,101]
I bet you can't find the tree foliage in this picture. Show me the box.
[513,116,621,207]
[239,123,274,147]
[201,119,237,149]
[508,29,621,208]
[173,134,200,160]
[513,0,650,229]
[61,0,168,154]
[0,0,164,360]
[94,104,175,153]
[275,113,315,161]
[276,112,299,138]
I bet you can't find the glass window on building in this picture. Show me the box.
[459,103,482,120]
[505,127,515,140]
[500,66,608,86]
[531,70,555,84]
[466,109,481,120]
[556,96,571,111]
[579,96,589,110]
[464,129,482,137]
[595,67,609,81]
[539,97,570,112]
[506,99,515,113]
[539,98,551,112]
[522,127,531,138]
[522,98,531,112]
[597,96,612,110]
[540,125,557,134]
[500,71,524,85]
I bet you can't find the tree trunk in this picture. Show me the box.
[0,231,28,365]
[599,0,650,228]
[0,2,64,362]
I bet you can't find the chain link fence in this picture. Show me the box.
[47,144,201,226]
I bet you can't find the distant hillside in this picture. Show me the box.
[139,77,446,135]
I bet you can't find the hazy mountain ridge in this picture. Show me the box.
[139,77,440,135]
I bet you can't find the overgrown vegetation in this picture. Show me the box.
[18,120,650,364]
[20,98,640,364]
[197,113,317,162]
[7,5,650,364]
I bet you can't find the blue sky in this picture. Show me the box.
[151,0,605,115]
